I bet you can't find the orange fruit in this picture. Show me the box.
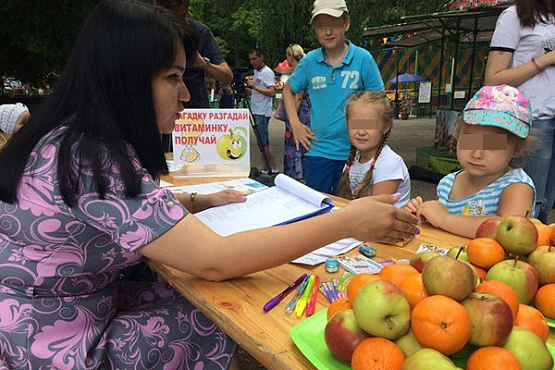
[326,296,352,321]
[400,274,429,311]
[475,280,520,320]
[466,346,521,370]
[535,223,552,246]
[351,337,405,370]
[467,238,505,269]
[473,265,488,281]
[347,274,381,303]
[411,295,471,355]
[535,283,555,319]
[377,263,419,287]
[515,303,549,342]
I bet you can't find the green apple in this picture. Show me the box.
[496,216,538,256]
[410,251,439,273]
[324,309,369,364]
[352,279,410,340]
[422,256,476,301]
[216,128,247,161]
[401,348,461,370]
[461,292,513,346]
[527,246,555,286]
[502,327,554,370]
[486,260,538,304]
[446,247,469,262]
[395,330,421,357]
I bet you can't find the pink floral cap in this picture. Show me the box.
[462,85,532,138]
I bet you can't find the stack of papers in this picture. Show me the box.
[165,178,268,195]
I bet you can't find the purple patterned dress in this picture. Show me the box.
[0,128,235,369]
[284,90,311,180]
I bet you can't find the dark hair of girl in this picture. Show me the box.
[0,0,198,206]
[336,92,395,200]
[515,0,553,28]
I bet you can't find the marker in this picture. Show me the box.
[285,275,309,314]
[305,275,320,317]
[296,275,315,317]
[263,274,308,312]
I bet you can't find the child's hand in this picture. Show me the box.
[206,190,247,208]
[416,200,448,228]
[290,121,317,151]
[403,196,424,215]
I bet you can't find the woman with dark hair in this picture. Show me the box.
[485,0,555,222]
[0,0,418,368]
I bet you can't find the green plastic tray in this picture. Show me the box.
[291,308,555,370]
[548,317,555,329]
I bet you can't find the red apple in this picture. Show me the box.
[502,327,554,370]
[410,251,439,273]
[422,256,476,301]
[527,246,555,286]
[461,292,513,346]
[486,260,539,304]
[475,218,501,239]
[353,280,410,340]
[496,216,538,256]
[324,309,369,364]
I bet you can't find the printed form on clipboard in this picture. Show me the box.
[194,174,334,236]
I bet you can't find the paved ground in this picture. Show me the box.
[239,116,554,369]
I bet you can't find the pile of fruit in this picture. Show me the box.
[324,216,555,370]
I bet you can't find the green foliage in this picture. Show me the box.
[0,0,450,83]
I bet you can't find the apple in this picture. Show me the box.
[475,218,501,239]
[324,309,369,364]
[395,330,422,357]
[486,260,538,304]
[422,256,476,301]
[496,216,538,256]
[352,279,410,340]
[502,327,554,370]
[461,292,513,346]
[446,247,469,262]
[527,246,555,286]
[401,348,460,370]
[410,251,439,272]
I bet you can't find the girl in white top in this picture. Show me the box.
[337,91,411,208]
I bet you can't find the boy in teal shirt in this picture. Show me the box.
[283,0,384,194]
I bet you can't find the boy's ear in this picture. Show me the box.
[344,14,351,32]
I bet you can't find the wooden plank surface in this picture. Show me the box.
[150,175,554,369]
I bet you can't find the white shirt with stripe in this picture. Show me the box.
[437,168,536,217]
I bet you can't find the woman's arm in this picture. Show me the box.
[175,190,246,213]
[484,50,555,87]
[138,194,419,281]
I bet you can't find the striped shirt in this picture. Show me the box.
[437,168,536,217]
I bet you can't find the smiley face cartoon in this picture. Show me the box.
[180,145,200,162]
[216,127,247,161]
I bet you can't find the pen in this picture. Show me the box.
[296,275,315,317]
[305,275,320,317]
[263,274,308,312]
[285,275,309,314]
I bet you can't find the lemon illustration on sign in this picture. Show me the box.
[217,127,247,160]
[180,146,200,162]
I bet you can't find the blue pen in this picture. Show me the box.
[263,274,308,312]
[285,275,309,314]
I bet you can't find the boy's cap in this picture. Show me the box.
[311,0,348,23]
[462,85,532,139]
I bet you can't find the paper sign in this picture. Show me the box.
[172,109,250,177]
[418,82,432,103]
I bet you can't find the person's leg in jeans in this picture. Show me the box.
[253,114,277,172]
[304,156,346,194]
[523,118,555,222]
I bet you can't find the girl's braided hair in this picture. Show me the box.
[336,91,395,199]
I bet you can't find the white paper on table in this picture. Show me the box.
[291,253,328,266]
[166,178,267,195]
[291,238,362,266]
[159,180,174,188]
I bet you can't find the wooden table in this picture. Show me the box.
[149,175,555,369]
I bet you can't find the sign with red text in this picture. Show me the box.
[172,109,250,177]
[447,0,511,10]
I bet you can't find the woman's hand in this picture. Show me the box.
[191,190,247,213]
[403,196,424,215]
[341,194,420,244]
[416,200,448,228]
